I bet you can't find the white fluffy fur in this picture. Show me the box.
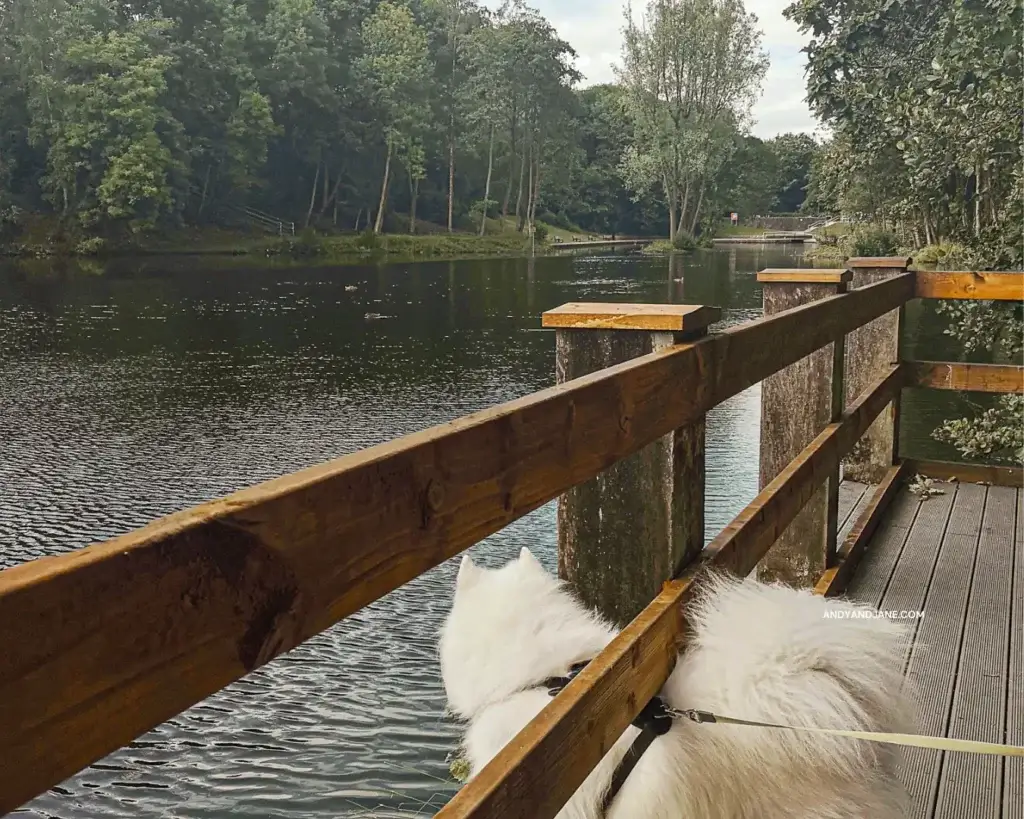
[439,547,916,819]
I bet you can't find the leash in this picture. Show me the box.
[540,663,1024,816]
[673,709,1024,756]
[543,661,673,813]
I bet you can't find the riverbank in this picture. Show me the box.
[1,225,549,266]
[1,217,650,267]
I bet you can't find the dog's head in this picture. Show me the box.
[439,547,608,720]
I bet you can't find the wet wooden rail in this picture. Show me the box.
[0,264,1020,817]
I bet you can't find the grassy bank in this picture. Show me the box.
[0,210,632,266]
[267,230,537,263]
[1,221,555,266]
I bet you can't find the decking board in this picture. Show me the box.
[838,480,868,534]
[838,480,871,542]
[846,489,920,608]
[1005,487,1023,819]
[845,478,1023,818]
[934,486,1014,819]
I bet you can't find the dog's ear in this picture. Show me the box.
[456,554,481,589]
[518,547,542,569]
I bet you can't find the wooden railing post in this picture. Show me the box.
[541,303,721,626]
[756,269,852,586]
[845,257,912,482]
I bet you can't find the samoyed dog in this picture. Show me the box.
[440,547,915,819]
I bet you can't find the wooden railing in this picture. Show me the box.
[0,263,1020,816]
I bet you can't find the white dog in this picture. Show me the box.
[440,547,915,819]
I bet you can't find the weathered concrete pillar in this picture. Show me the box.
[756,269,851,586]
[541,302,721,626]
[844,257,911,483]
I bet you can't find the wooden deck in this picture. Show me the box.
[844,479,1022,819]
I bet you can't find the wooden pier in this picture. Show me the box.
[844,479,1023,819]
[0,261,1020,817]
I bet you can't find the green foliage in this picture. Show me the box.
[672,230,697,251]
[913,242,969,266]
[354,228,382,251]
[787,0,1023,465]
[641,239,675,255]
[0,0,782,245]
[849,227,898,257]
[933,395,1024,466]
[619,0,768,240]
[766,133,817,213]
[74,236,106,255]
[265,228,327,258]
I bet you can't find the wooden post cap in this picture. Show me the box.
[757,269,852,284]
[541,303,721,332]
[847,256,913,268]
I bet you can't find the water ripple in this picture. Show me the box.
[0,247,801,817]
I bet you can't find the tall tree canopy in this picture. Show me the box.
[0,0,786,240]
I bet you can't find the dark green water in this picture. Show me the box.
[0,246,971,818]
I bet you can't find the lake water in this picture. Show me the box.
[0,245,970,818]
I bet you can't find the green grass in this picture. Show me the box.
[486,215,603,243]
[802,244,847,266]
[913,242,969,266]
[715,225,766,237]
[640,239,675,254]
[320,231,532,261]
[810,221,852,238]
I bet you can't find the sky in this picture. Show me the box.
[505,0,819,139]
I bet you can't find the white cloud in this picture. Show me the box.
[485,0,820,139]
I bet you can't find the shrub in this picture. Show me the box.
[354,228,381,251]
[672,230,697,251]
[74,237,107,255]
[849,226,898,256]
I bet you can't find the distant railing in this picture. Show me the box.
[234,205,295,236]
[0,262,1020,816]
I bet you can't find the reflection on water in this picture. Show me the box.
[0,245,961,817]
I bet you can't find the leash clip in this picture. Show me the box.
[545,661,589,697]
[674,708,717,724]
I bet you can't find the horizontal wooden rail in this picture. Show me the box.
[0,273,915,814]
[910,361,1024,393]
[815,462,910,597]
[437,363,907,819]
[914,270,1023,300]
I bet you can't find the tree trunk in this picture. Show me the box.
[668,196,677,242]
[446,5,460,233]
[515,145,527,230]
[409,175,419,235]
[305,161,320,228]
[354,208,362,231]
[198,164,211,218]
[447,130,455,233]
[529,155,541,226]
[374,140,392,234]
[480,124,495,237]
[502,112,517,218]
[678,179,691,237]
[319,175,343,217]
[322,165,330,210]
[688,183,705,235]
[974,163,981,237]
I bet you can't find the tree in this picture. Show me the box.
[356,0,431,233]
[31,12,185,234]
[789,0,1023,466]
[766,132,816,213]
[619,0,768,239]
